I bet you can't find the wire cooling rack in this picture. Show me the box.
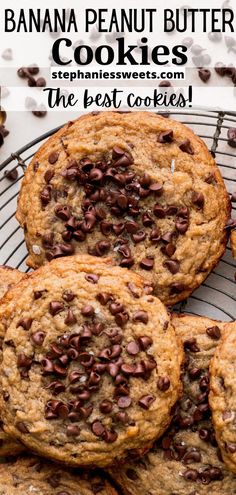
[0,109,236,321]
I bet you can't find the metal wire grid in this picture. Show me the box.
[0,110,236,321]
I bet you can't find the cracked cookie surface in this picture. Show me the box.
[109,315,236,494]
[16,111,230,305]
[0,254,182,467]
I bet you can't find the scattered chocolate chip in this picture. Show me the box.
[4,168,18,181]
[163,260,180,274]
[17,318,32,330]
[36,77,46,87]
[49,301,64,316]
[48,152,59,164]
[138,395,155,410]
[179,139,194,154]
[157,377,170,392]
[140,257,154,271]
[206,326,221,340]
[198,69,211,83]
[227,128,236,148]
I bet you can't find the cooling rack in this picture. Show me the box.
[1,109,236,321]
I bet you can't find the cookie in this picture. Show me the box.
[0,266,26,456]
[16,111,230,305]
[0,455,117,494]
[109,315,236,494]
[0,266,25,300]
[209,321,236,473]
[0,254,182,467]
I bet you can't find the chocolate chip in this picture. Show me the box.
[183,469,198,481]
[4,168,18,181]
[182,449,201,464]
[40,186,52,206]
[179,139,194,154]
[102,429,118,443]
[215,62,227,76]
[157,130,173,143]
[36,77,46,87]
[114,411,130,424]
[94,240,111,256]
[149,183,163,195]
[132,230,146,243]
[116,396,132,411]
[125,220,139,234]
[65,308,77,325]
[226,442,236,453]
[140,257,154,271]
[66,425,80,437]
[48,152,59,164]
[81,305,95,317]
[112,146,126,159]
[206,326,221,340]
[142,212,154,227]
[49,301,64,316]
[126,341,140,355]
[99,400,113,414]
[153,204,166,218]
[184,338,200,353]
[150,228,161,243]
[115,312,129,327]
[159,80,172,87]
[175,218,189,234]
[55,205,71,221]
[133,311,149,324]
[188,367,202,380]
[17,318,32,330]
[121,364,136,375]
[17,353,33,369]
[16,422,29,433]
[138,395,155,410]
[227,128,236,148]
[91,420,105,437]
[163,260,180,274]
[31,331,46,346]
[192,191,205,208]
[198,69,211,83]
[62,290,75,302]
[170,282,186,294]
[157,377,170,391]
[138,336,153,350]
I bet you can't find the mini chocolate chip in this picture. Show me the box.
[132,230,147,243]
[192,191,205,208]
[133,311,149,324]
[121,364,136,375]
[149,183,163,195]
[170,282,186,294]
[142,213,154,227]
[62,290,75,302]
[138,395,155,410]
[81,305,95,317]
[109,303,124,315]
[163,260,180,274]
[44,169,54,183]
[85,274,99,284]
[17,318,32,330]
[4,168,18,181]
[125,220,139,234]
[114,411,130,424]
[115,312,129,327]
[157,130,173,143]
[99,400,113,414]
[118,396,132,409]
[182,449,201,464]
[179,139,194,155]
[49,301,64,316]
[198,68,211,83]
[126,341,140,355]
[102,429,118,443]
[157,377,170,392]
[66,425,80,437]
[206,326,221,340]
[16,422,29,433]
[140,257,154,271]
[91,420,105,437]
[175,219,189,234]
[65,308,76,325]
[153,204,166,218]
[33,290,45,300]
[150,228,161,243]
[31,330,46,346]
[48,152,59,164]
[55,205,71,221]
[94,240,111,256]
[188,367,202,380]
[183,469,198,481]
[138,336,153,350]
[184,338,200,353]
[227,128,236,148]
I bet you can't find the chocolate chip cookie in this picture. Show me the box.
[0,254,182,467]
[16,111,230,305]
[109,315,236,494]
[0,266,26,456]
[209,321,236,474]
[0,455,117,494]
[0,266,25,300]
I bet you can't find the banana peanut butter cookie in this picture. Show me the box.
[0,455,117,494]
[0,254,182,467]
[16,111,230,305]
[209,321,236,474]
[0,266,25,456]
[109,315,236,494]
